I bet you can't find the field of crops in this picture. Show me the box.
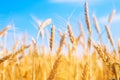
[0,1,120,80]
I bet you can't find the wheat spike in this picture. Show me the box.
[50,25,55,51]
[58,29,63,37]
[35,18,52,40]
[56,33,66,56]
[12,40,21,52]
[88,36,92,50]
[0,52,22,65]
[23,33,27,46]
[31,15,42,26]
[46,29,50,49]
[41,18,52,29]
[93,14,102,43]
[105,25,115,48]
[0,25,11,37]
[93,15,101,35]
[118,39,120,58]
[82,62,89,80]
[78,22,86,49]
[112,63,120,80]
[68,42,71,60]
[94,44,111,65]
[0,54,12,64]
[78,22,85,39]
[67,23,75,44]
[32,37,39,56]
[85,1,92,35]
[76,34,81,45]
[11,45,30,58]
[47,55,62,80]
[108,9,116,24]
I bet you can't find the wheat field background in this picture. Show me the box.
[0,1,120,80]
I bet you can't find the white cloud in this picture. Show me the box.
[98,15,108,25]
[50,0,84,3]
[50,0,100,3]
[113,14,120,22]
[99,13,120,25]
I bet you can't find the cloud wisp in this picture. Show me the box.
[50,0,103,4]
[50,0,84,3]
[99,13,120,25]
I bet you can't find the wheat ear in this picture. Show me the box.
[105,25,115,49]
[50,25,55,51]
[0,25,11,37]
[93,14,102,42]
[67,23,75,44]
[56,33,66,56]
[47,55,62,80]
[85,1,92,36]
[108,9,116,24]
[118,39,120,58]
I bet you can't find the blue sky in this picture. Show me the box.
[0,0,120,49]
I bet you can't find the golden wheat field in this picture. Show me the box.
[0,1,120,80]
